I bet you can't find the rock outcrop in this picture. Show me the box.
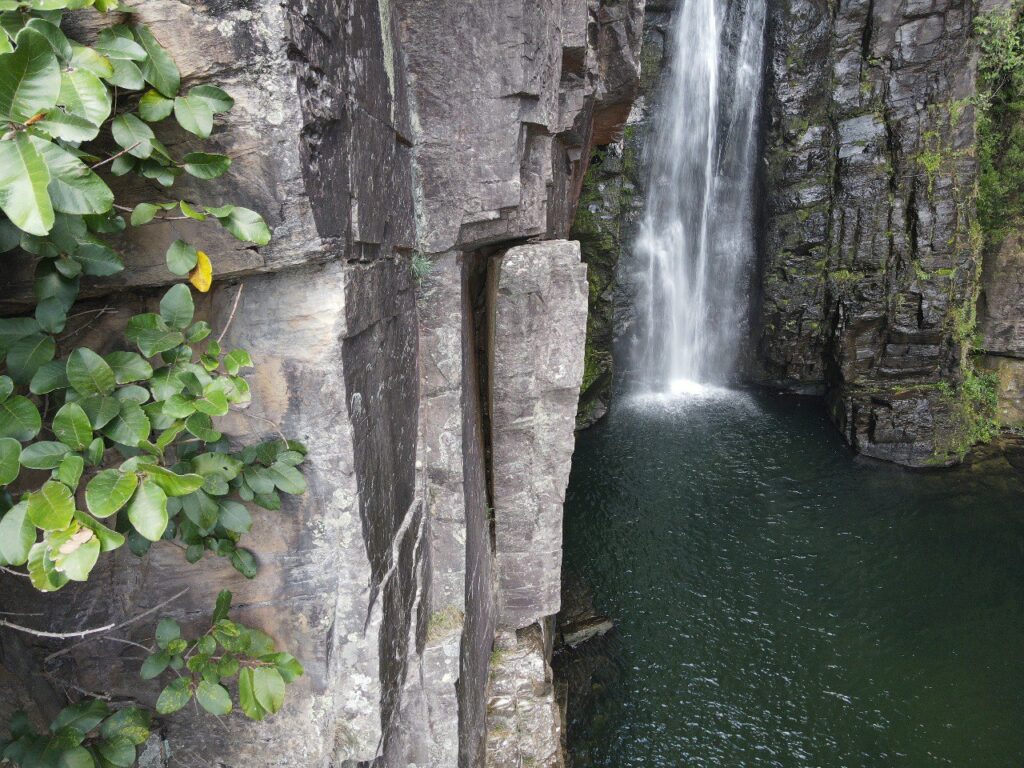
[0,0,644,766]
[755,0,988,466]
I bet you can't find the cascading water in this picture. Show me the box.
[633,0,766,395]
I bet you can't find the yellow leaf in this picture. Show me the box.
[189,250,212,292]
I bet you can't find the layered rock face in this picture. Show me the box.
[756,0,991,465]
[576,0,1014,467]
[0,1,642,766]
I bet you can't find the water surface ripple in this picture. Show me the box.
[560,391,1024,767]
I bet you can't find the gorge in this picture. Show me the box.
[0,0,1021,766]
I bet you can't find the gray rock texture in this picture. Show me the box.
[488,242,589,628]
[0,0,642,766]
[756,0,986,465]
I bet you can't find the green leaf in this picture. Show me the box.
[6,332,55,384]
[0,27,60,123]
[57,67,111,126]
[35,296,67,333]
[155,678,191,715]
[24,18,71,62]
[35,109,100,142]
[253,667,286,714]
[139,650,170,680]
[74,242,123,276]
[238,668,265,720]
[27,479,74,530]
[216,206,271,245]
[135,327,184,358]
[111,113,154,159]
[69,44,113,77]
[179,200,206,220]
[130,202,158,225]
[223,349,253,375]
[126,478,167,540]
[166,239,198,275]
[99,707,151,745]
[218,500,251,533]
[52,402,92,450]
[105,58,144,90]
[31,138,113,215]
[0,317,40,351]
[185,412,221,442]
[105,351,153,383]
[73,510,124,552]
[94,30,147,61]
[85,469,137,518]
[267,462,306,495]
[56,745,93,768]
[173,94,212,138]
[268,652,304,683]
[79,395,120,428]
[155,617,179,647]
[51,527,100,581]
[50,698,109,733]
[134,24,179,96]
[96,736,136,768]
[0,501,34,566]
[27,540,68,591]
[20,440,69,469]
[86,436,104,465]
[196,680,232,716]
[0,395,41,441]
[159,283,194,329]
[35,259,79,311]
[230,547,257,578]
[144,464,203,496]
[67,347,116,396]
[137,88,173,121]
[0,436,21,484]
[0,375,11,401]
[189,84,233,113]
[102,400,151,447]
[181,152,230,179]
[55,453,84,487]
[212,588,232,622]
[0,132,54,236]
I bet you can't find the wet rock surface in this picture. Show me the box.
[756,0,986,466]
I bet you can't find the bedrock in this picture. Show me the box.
[0,0,642,765]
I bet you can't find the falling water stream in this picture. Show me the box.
[559,0,1024,764]
[634,0,764,392]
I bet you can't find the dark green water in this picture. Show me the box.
[559,389,1024,767]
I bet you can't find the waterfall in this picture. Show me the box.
[633,0,766,395]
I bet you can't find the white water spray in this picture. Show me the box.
[633,0,766,396]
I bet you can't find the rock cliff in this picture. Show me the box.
[0,1,643,766]
[576,0,1021,468]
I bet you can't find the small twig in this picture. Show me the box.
[65,306,116,321]
[0,565,30,578]
[41,672,114,702]
[0,611,43,616]
[0,618,115,640]
[240,412,288,446]
[91,142,141,170]
[44,587,190,663]
[217,283,244,343]
[101,636,154,654]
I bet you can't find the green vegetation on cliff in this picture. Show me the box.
[976,3,1024,240]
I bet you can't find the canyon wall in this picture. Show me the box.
[0,1,643,766]
[576,0,1022,467]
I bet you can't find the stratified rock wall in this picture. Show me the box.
[758,0,985,465]
[0,0,644,766]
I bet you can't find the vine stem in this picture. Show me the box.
[91,142,141,170]
[44,587,190,663]
[217,283,244,343]
[0,618,115,639]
